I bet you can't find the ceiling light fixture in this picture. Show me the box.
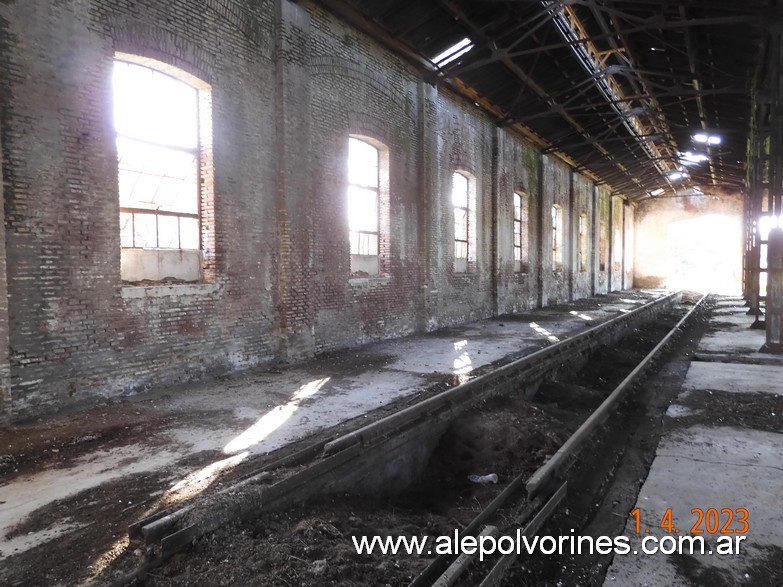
[693,132,721,146]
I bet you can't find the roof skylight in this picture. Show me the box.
[680,151,709,166]
[432,37,473,68]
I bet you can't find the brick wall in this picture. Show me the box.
[571,173,594,298]
[495,129,540,315]
[540,156,571,306]
[424,91,496,329]
[624,203,635,289]
[595,186,612,294]
[0,0,634,420]
[0,17,10,421]
[611,195,627,289]
[307,5,422,352]
[1,0,279,418]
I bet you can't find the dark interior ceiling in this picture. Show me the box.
[318,0,772,201]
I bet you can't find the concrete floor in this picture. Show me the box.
[604,297,783,586]
[0,291,657,561]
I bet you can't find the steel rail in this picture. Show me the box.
[526,292,709,496]
[112,292,683,587]
[325,291,680,456]
[418,293,709,587]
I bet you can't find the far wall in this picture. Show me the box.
[633,191,743,294]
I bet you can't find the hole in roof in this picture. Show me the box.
[680,151,709,166]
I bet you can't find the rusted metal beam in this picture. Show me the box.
[444,11,767,79]
[434,0,641,194]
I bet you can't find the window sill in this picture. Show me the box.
[348,274,391,287]
[122,282,219,299]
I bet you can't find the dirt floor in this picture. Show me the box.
[513,298,783,587]
[136,393,577,586]
[509,301,704,586]
[121,304,697,587]
[0,292,688,587]
[0,372,459,587]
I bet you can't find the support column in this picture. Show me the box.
[490,127,500,316]
[275,0,314,361]
[761,4,783,351]
[621,200,627,290]
[763,227,783,352]
[747,238,764,327]
[567,169,575,301]
[746,12,774,329]
[590,185,598,296]
[535,154,545,308]
[418,82,439,328]
[607,193,614,292]
[0,111,10,422]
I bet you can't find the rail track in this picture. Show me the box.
[411,292,709,587]
[105,291,707,586]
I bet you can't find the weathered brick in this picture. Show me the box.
[0,0,633,421]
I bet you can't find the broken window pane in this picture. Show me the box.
[113,61,198,149]
[350,232,378,256]
[133,213,157,248]
[348,138,379,188]
[452,173,469,208]
[347,186,379,233]
[116,137,198,214]
[180,217,200,250]
[455,207,469,241]
[347,137,381,262]
[157,215,180,248]
[120,212,134,247]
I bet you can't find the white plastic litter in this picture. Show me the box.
[468,473,498,484]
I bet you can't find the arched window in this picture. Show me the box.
[578,212,588,272]
[347,136,388,276]
[452,171,475,273]
[513,191,529,273]
[113,55,212,283]
[552,204,563,270]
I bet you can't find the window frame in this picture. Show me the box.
[115,58,201,251]
[578,212,588,273]
[347,137,381,258]
[346,134,390,277]
[113,53,214,284]
[452,171,475,274]
[513,190,529,273]
[552,204,563,270]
